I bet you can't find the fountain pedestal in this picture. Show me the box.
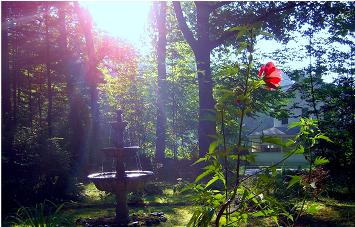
[88,110,153,226]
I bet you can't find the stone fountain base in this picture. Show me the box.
[76,211,167,226]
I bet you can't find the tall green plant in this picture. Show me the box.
[8,200,68,227]
[185,25,332,227]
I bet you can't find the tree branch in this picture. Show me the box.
[172,1,198,51]
[211,1,304,49]
[211,1,234,11]
[211,29,239,49]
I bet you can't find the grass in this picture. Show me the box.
[299,198,355,226]
[58,182,195,226]
[61,205,196,226]
[5,182,355,226]
[80,183,115,204]
[61,184,355,226]
[69,183,355,226]
[253,152,308,169]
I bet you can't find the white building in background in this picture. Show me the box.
[244,74,319,168]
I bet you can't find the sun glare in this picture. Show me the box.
[79,1,152,48]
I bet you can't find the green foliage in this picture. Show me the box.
[288,176,302,189]
[187,21,335,225]
[314,157,330,167]
[2,125,72,211]
[8,200,68,227]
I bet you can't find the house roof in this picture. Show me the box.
[249,126,300,137]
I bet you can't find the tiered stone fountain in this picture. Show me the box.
[88,110,153,226]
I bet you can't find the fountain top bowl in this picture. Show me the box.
[88,170,154,193]
[88,170,153,179]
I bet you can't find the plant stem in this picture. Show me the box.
[215,28,254,226]
[293,142,313,226]
[221,107,229,224]
[308,32,319,123]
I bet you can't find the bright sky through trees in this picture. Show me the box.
[79,1,152,48]
[79,1,349,83]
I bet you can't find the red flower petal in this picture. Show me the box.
[264,70,282,88]
[259,62,282,91]
[258,66,265,78]
[264,62,276,76]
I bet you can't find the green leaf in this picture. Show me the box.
[271,166,277,177]
[187,210,201,227]
[288,121,302,129]
[315,134,332,143]
[306,204,318,214]
[295,145,305,154]
[205,175,219,188]
[213,193,224,201]
[229,25,244,31]
[240,153,256,163]
[237,42,248,53]
[260,31,274,37]
[285,139,295,147]
[208,140,220,154]
[253,209,273,217]
[252,210,267,217]
[261,136,286,147]
[314,156,329,166]
[259,174,272,184]
[193,157,207,165]
[195,169,213,183]
[287,175,301,189]
[272,215,279,226]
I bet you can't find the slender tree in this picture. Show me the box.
[1,1,14,156]
[74,2,101,173]
[155,1,167,163]
[45,3,53,137]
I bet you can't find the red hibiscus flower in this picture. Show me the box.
[258,62,282,90]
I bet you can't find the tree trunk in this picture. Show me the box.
[194,49,216,157]
[155,1,167,163]
[12,45,18,125]
[74,2,100,173]
[38,83,43,125]
[2,3,11,120]
[172,92,177,159]
[58,3,84,171]
[27,69,33,128]
[45,3,53,137]
[2,2,14,153]
[173,2,217,157]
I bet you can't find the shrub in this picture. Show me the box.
[2,126,72,212]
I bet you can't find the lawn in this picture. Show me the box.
[59,182,355,226]
[60,182,196,226]
[6,182,355,226]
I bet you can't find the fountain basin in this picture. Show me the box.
[88,170,154,193]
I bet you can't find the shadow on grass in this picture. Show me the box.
[59,182,195,226]
[61,205,195,226]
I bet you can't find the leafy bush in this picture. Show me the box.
[2,126,72,212]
